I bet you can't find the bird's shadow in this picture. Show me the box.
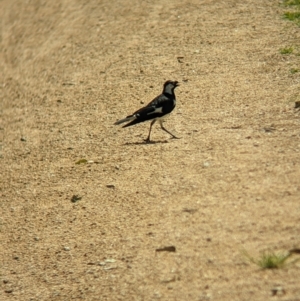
[124,139,170,146]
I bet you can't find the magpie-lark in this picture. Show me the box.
[114,80,179,142]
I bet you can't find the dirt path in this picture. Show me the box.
[1,0,300,300]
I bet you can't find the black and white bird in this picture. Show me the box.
[114,80,179,142]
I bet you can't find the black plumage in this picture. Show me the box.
[114,80,179,142]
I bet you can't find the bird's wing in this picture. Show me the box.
[133,104,163,117]
[145,94,169,108]
[114,105,162,125]
[114,94,168,125]
[132,94,169,116]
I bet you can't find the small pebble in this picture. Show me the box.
[106,184,115,189]
[203,162,210,168]
[103,266,117,270]
[105,259,116,263]
[271,286,285,296]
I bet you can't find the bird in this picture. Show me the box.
[114,80,179,142]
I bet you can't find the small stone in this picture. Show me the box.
[5,289,13,293]
[71,195,82,203]
[289,248,300,254]
[105,259,116,263]
[161,276,176,284]
[182,208,198,214]
[63,246,70,251]
[106,184,115,189]
[271,286,285,296]
[103,266,117,270]
[263,126,275,133]
[177,56,184,63]
[75,159,88,164]
[156,246,176,253]
[20,137,26,142]
[203,162,210,168]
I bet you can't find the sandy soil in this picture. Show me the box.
[1,0,300,300]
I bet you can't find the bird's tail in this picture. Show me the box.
[114,115,136,125]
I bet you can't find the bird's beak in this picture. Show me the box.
[175,81,179,87]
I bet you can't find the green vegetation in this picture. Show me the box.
[243,250,291,269]
[280,47,294,54]
[283,0,300,25]
[283,0,300,6]
[290,68,299,74]
[281,1,300,57]
[283,11,300,21]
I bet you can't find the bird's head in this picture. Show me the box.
[163,80,179,94]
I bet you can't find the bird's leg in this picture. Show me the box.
[160,120,179,139]
[144,119,156,143]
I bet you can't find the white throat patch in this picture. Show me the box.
[164,84,174,94]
